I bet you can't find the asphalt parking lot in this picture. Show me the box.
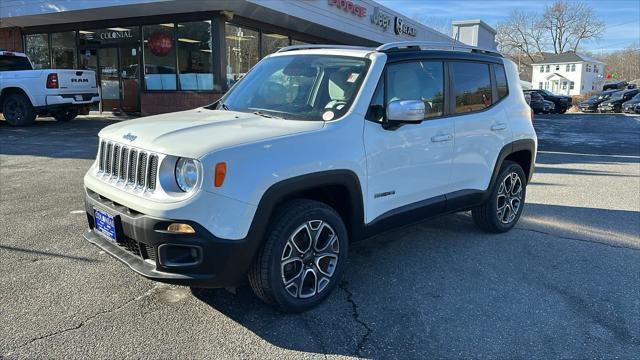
[1,112,639,359]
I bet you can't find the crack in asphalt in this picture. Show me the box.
[515,226,640,251]
[339,281,373,358]
[4,287,155,357]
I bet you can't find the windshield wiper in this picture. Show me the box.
[253,111,285,120]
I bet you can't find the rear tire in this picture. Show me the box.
[2,93,36,126]
[52,108,79,122]
[472,161,527,233]
[248,199,349,313]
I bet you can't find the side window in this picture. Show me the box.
[386,61,444,119]
[494,64,509,100]
[451,62,492,113]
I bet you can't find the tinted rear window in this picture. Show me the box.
[0,55,33,71]
[494,64,508,100]
[452,62,492,113]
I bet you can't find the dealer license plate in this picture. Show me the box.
[94,209,116,241]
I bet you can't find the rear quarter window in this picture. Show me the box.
[494,64,509,100]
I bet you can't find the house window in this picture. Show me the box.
[571,64,576,72]
[569,82,574,90]
[143,24,177,90]
[555,64,560,70]
[539,66,544,73]
[561,81,567,90]
[586,64,591,72]
[24,34,50,69]
[177,21,214,91]
[539,82,543,89]
[544,81,549,89]
[545,65,550,72]
[565,64,570,72]
[225,24,259,87]
[594,65,598,73]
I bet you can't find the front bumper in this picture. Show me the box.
[579,105,597,112]
[83,189,260,288]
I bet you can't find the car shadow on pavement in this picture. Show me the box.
[190,205,640,358]
[0,118,118,159]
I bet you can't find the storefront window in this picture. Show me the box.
[261,32,289,57]
[178,21,213,90]
[143,24,177,90]
[225,24,259,87]
[51,31,77,69]
[24,34,50,69]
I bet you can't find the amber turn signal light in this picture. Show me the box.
[167,223,195,234]
[215,162,227,187]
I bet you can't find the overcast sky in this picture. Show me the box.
[377,0,640,53]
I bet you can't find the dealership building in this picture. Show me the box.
[0,0,496,115]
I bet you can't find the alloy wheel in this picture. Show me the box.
[280,220,339,299]
[496,172,523,224]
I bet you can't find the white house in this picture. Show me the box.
[531,52,606,96]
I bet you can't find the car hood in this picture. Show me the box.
[98,108,325,159]
[600,99,621,106]
[581,99,600,106]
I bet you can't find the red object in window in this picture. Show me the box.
[46,73,58,88]
[148,32,173,57]
[606,73,612,79]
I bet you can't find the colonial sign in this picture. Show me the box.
[99,31,133,40]
[394,17,417,37]
[328,0,366,17]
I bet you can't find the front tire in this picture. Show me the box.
[2,93,36,126]
[248,199,349,312]
[472,161,527,233]
[52,108,79,122]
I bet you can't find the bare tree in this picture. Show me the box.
[542,0,605,54]
[597,43,640,82]
[496,10,545,63]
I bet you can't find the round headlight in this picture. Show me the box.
[175,158,199,192]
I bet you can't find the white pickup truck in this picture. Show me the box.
[0,50,100,126]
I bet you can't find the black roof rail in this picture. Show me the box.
[376,41,503,57]
[276,44,372,53]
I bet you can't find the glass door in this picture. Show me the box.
[79,48,100,111]
[98,47,120,112]
[119,46,140,113]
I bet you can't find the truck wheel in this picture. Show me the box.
[52,108,79,122]
[248,199,349,312]
[2,93,36,126]
[472,161,527,233]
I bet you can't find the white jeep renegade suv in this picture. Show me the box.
[83,42,536,312]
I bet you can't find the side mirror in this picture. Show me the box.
[386,100,424,122]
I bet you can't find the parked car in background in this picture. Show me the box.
[542,100,555,114]
[598,89,639,113]
[0,50,99,126]
[603,81,628,91]
[523,89,571,114]
[623,93,640,113]
[527,91,544,113]
[579,90,618,112]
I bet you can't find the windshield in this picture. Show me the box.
[594,93,612,101]
[610,92,624,100]
[209,55,369,121]
[631,93,640,101]
[540,89,554,96]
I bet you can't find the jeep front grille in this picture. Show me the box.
[98,140,159,192]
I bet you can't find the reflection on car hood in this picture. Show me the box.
[98,108,325,158]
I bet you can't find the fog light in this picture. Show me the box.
[167,223,195,234]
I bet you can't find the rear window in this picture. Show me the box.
[452,62,492,113]
[494,64,509,100]
[0,55,33,71]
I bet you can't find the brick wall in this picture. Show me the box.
[0,27,23,52]
[140,92,222,116]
